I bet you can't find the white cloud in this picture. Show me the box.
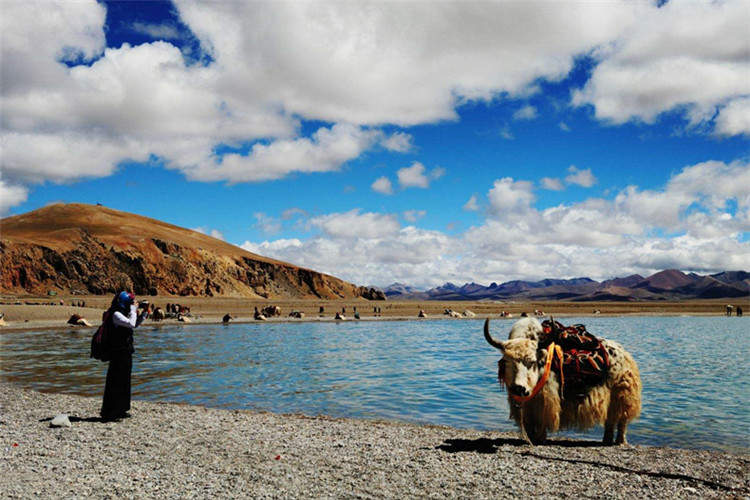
[573,1,749,136]
[131,22,182,41]
[714,97,750,138]
[371,176,394,195]
[396,162,444,189]
[192,226,225,241]
[176,1,637,125]
[309,209,401,240]
[380,132,414,153]
[403,210,426,223]
[487,177,536,216]
[0,178,29,215]
[253,213,282,235]
[0,0,644,212]
[397,162,430,189]
[244,160,748,287]
[541,177,564,191]
[184,123,381,183]
[513,105,537,120]
[565,166,597,188]
[463,195,479,212]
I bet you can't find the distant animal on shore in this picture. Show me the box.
[151,307,165,321]
[418,310,428,318]
[288,311,305,319]
[222,313,233,323]
[444,309,461,318]
[463,310,476,317]
[335,312,346,320]
[483,317,641,445]
[67,314,92,327]
[261,305,281,317]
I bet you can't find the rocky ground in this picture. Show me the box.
[1,383,748,499]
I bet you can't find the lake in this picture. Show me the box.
[1,316,748,454]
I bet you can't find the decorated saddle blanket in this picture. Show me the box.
[540,320,609,397]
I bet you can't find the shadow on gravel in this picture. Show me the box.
[437,437,603,454]
[39,415,108,424]
[437,437,525,453]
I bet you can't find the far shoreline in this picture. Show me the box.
[1,295,747,333]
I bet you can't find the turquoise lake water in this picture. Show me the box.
[1,316,748,454]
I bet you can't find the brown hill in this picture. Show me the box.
[0,203,384,300]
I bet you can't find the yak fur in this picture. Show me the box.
[485,317,641,445]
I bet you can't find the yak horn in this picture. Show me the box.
[484,318,506,350]
[549,316,560,335]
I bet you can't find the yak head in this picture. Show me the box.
[484,318,551,398]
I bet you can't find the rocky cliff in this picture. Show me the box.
[0,203,385,300]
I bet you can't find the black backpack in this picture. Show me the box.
[90,310,113,361]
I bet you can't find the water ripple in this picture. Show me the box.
[1,316,748,453]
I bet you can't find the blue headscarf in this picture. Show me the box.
[116,291,135,311]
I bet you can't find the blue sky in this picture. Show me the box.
[2,0,748,289]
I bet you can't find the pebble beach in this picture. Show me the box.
[2,382,749,499]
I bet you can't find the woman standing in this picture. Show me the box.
[101,291,148,421]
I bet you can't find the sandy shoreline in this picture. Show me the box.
[1,296,747,332]
[1,382,748,499]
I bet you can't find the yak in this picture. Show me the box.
[484,317,641,446]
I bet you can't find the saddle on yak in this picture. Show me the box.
[539,320,609,398]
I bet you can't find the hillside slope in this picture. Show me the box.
[0,203,384,300]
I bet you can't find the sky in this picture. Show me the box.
[1,0,749,289]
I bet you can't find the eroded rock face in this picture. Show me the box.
[0,204,386,301]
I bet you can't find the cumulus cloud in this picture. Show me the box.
[565,166,597,188]
[240,160,749,287]
[371,176,394,195]
[309,209,401,240]
[0,178,29,215]
[184,123,383,183]
[253,213,282,235]
[397,162,444,189]
[380,132,415,153]
[403,210,426,223]
[0,0,645,210]
[192,226,225,241]
[463,195,480,211]
[541,177,564,191]
[573,1,749,135]
[130,22,182,41]
[714,97,750,137]
[487,178,536,216]
[513,105,537,120]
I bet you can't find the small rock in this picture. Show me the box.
[50,414,72,428]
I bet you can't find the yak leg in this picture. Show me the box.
[603,424,615,446]
[615,422,628,445]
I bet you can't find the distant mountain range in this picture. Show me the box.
[381,269,750,301]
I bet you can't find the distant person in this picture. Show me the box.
[101,291,148,421]
[726,305,733,316]
[737,306,743,317]
[223,313,233,323]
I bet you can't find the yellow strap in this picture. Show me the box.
[511,342,563,404]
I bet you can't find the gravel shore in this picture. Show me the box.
[1,383,748,499]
